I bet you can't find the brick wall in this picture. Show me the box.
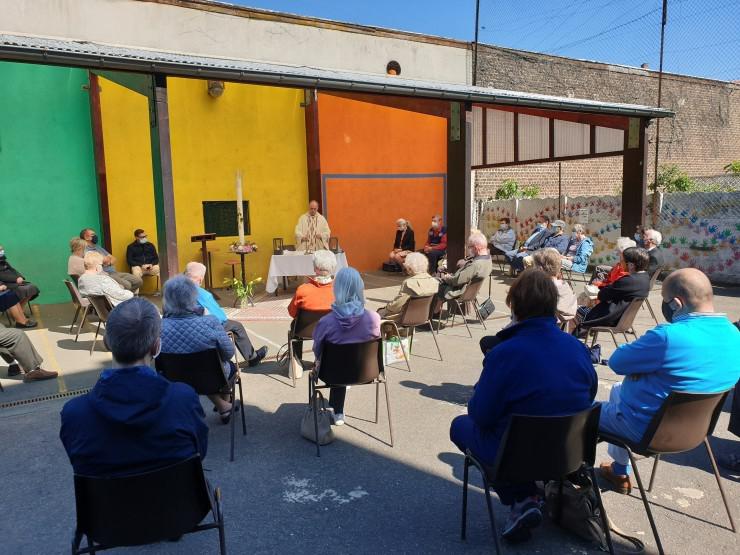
[474,45,740,199]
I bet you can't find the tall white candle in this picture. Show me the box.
[236,170,245,245]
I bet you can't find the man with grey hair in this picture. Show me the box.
[437,233,492,305]
[643,228,664,274]
[518,219,569,271]
[185,262,267,367]
[295,200,331,252]
[379,252,438,321]
[1,323,57,382]
[60,298,208,476]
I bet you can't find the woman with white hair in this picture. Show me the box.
[388,218,415,267]
[560,223,593,273]
[78,251,134,307]
[160,275,236,423]
[313,268,381,425]
[590,237,636,288]
[643,228,664,274]
[378,252,439,321]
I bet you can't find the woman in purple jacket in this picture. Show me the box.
[313,267,381,426]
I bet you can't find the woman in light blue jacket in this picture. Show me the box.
[561,224,593,273]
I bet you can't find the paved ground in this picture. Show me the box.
[1,271,739,554]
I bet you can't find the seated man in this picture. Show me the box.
[451,269,597,542]
[421,215,447,273]
[504,215,550,266]
[1,322,57,381]
[436,233,492,310]
[575,247,650,330]
[643,228,664,275]
[379,252,439,321]
[488,217,516,256]
[185,262,267,367]
[126,228,160,283]
[598,268,740,493]
[560,224,593,273]
[589,237,636,287]
[67,237,87,280]
[287,250,337,379]
[388,219,415,267]
[518,219,569,271]
[80,227,143,292]
[60,298,208,477]
[78,251,134,307]
[0,244,40,308]
[0,288,37,329]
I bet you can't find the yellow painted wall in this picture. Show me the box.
[100,77,308,290]
[168,77,308,286]
[99,77,159,292]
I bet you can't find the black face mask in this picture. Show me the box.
[90,235,99,245]
[661,301,676,323]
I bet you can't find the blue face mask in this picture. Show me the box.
[536,223,545,230]
[90,235,99,245]
[634,233,641,242]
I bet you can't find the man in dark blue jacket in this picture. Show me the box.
[450,269,597,543]
[60,297,208,477]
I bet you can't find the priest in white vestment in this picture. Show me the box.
[295,200,331,252]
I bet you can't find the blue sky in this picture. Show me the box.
[228,0,740,81]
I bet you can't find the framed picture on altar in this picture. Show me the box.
[202,200,251,237]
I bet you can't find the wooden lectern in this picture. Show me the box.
[191,233,217,290]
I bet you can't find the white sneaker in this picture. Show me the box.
[333,412,345,426]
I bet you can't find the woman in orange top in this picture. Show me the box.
[590,237,636,288]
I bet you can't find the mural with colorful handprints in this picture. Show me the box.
[477,192,739,284]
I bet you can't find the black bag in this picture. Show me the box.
[477,298,496,320]
[589,343,602,364]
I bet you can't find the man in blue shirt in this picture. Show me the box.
[598,268,740,493]
[185,262,267,367]
[80,227,143,292]
[60,298,208,477]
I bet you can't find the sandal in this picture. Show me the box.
[219,400,241,424]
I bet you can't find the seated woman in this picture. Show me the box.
[77,251,134,307]
[0,244,40,308]
[450,269,597,543]
[0,288,37,329]
[160,275,236,423]
[313,267,381,426]
[575,247,650,331]
[67,237,87,280]
[589,237,635,287]
[533,248,577,323]
[388,218,415,267]
[560,224,593,273]
[287,249,337,379]
[378,252,439,322]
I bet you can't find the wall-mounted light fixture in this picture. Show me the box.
[386,61,401,76]
[207,80,225,98]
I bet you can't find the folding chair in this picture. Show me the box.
[380,294,442,372]
[64,280,93,342]
[71,455,225,555]
[288,308,331,388]
[443,278,487,337]
[308,339,392,456]
[156,349,246,462]
[564,264,591,287]
[599,390,735,555]
[86,295,112,356]
[461,405,613,554]
[642,267,664,325]
[582,298,644,349]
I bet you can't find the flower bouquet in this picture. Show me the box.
[229,241,258,254]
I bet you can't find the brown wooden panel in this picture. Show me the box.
[446,102,469,266]
[304,88,322,208]
[621,118,648,235]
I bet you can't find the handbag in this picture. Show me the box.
[545,468,644,553]
[477,298,496,320]
[300,390,335,445]
[383,335,411,365]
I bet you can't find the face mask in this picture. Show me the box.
[0,250,5,258]
[661,299,682,323]
[634,233,641,242]
[536,223,545,230]
[431,221,439,229]
[468,248,476,257]
[90,235,99,245]
[500,224,508,230]
[152,341,162,360]
[138,238,148,244]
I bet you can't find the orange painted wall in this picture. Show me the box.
[317,93,447,271]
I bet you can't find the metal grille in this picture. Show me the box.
[0,387,91,410]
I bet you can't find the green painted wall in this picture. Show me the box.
[0,62,100,304]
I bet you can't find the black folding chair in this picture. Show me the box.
[308,339,393,456]
[380,294,442,372]
[599,390,735,555]
[86,295,112,356]
[582,297,644,349]
[288,309,331,388]
[156,349,246,462]
[71,455,225,555]
[461,405,613,554]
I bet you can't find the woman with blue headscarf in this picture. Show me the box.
[313,267,381,425]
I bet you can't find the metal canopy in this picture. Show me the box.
[0,33,674,119]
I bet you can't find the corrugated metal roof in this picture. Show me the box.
[0,33,674,118]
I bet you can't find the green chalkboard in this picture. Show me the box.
[202,201,251,237]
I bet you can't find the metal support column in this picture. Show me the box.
[446,102,472,265]
[621,118,649,236]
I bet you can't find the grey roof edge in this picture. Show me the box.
[0,34,674,119]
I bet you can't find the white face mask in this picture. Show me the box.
[499,224,508,230]
[138,238,148,244]
[431,221,439,229]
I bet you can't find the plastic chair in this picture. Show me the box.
[63,280,93,342]
[288,309,331,388]
[599,390,735,555]
[86,295,113,356]
[461,405,612,554]
[71,455,225,555]
[642,267,664,325]
[308,339,392,456]
[156,349,246,462]
[582,297,644,348]
[443,278,487,337]
[380,294,442,372]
